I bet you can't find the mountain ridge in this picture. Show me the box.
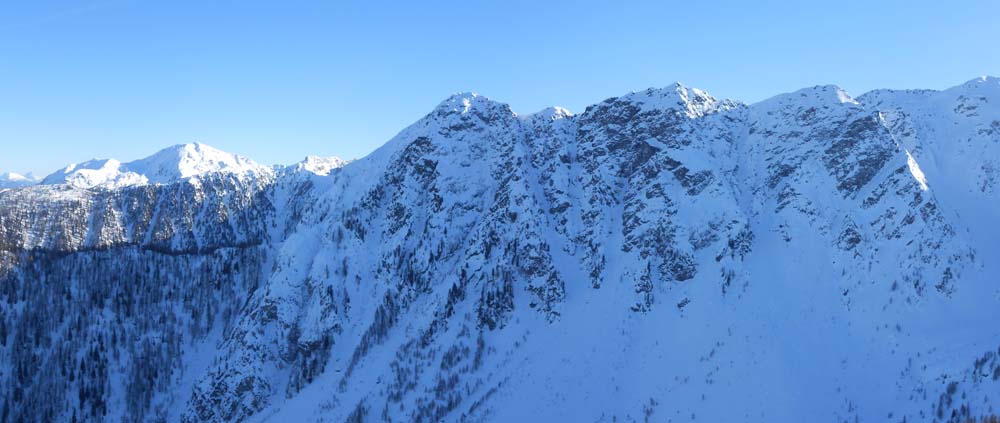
[0,171,38,189]
[0,77,998,423]
[17,76,998,190]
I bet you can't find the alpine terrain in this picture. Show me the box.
[1,77,999,423]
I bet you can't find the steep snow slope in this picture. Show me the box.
[860,76,1000,249]
[1,79,999,423]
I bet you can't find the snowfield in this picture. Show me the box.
[1,77,999,423]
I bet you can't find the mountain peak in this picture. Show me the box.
[755,84,861,113]
[434,91,480,113]
[130,142,261,183]
[0,171,39,189]
[615,83,735,117]
[956,75,1000,94]
[41,142,268,189]
[963,75,999,85]
[295,155,349,176]
[0,172,29,181]
[521,106,574,122]
[432,92,513,117]
[794,84,858,104]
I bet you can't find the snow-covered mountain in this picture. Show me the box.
[291,156,350,176]
[0,172,38,189]
[1,77,999,423]
[40,142,271,189]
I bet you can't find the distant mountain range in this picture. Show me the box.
[0,172,38,189]
[0,77,998,422]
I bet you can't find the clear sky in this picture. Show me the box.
[1,0,998,176]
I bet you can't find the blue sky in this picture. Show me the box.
[1,0,998,176]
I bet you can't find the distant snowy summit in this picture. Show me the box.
[40,142,273,189]
[0,171,39,189]
[290,155,350,176]
[35,143,352,190]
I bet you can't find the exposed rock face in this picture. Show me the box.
[1,78,999,423]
